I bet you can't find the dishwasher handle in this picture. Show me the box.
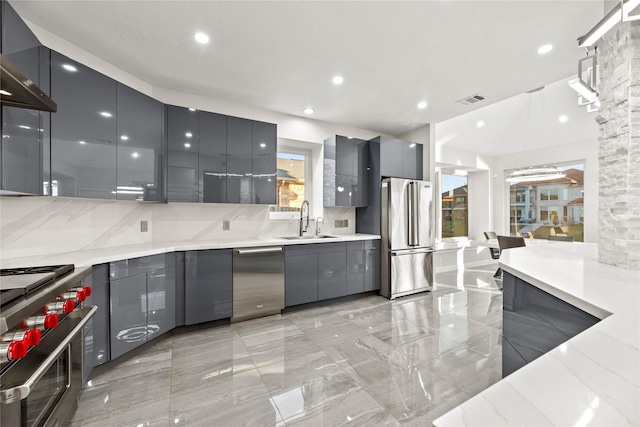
[234,247,283,255]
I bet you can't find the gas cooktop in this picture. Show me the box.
[0,265,74,307]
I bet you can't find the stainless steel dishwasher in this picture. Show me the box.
[231,246,284,322]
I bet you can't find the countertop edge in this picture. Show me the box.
[0,234,381,268]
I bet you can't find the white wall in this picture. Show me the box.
[435,137,598,243]
[492,138,598,242]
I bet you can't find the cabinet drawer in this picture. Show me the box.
[347,241,364,251]
[110,253,175,279]
[185,249,232,265]
[314,242,347,254]
[285,244,319,257]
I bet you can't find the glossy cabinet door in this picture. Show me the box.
[346,242,365,295]
[403,140,423,180]
[184,249,233,325]
[86,263,110,366]
[1,2,48,194]
[50,51,117,198]
[364,240,381,292]
[226,116,253,203]
[110,274,147,359]
[323,136,368,207]
[379,137,423,180]
[284,254,318,307]
[317,252,347,300]
[147,267,176,337]
[116,83,163,201]
[199,111,227,203]
[251,120,276,204]
[167,105,198,202]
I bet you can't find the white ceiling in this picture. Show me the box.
[11,0,605,138]
[435,76,600,158]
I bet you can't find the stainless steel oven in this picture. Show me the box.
[1,265,95,427]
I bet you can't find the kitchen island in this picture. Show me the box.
[433,242,640,426]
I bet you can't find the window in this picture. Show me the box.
[269,151,307,218]
[441,174,468,238]
[507,162,584,241]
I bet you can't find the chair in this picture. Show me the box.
[548,235,574,242]
[494,235,526,279]
[484,231,501,277]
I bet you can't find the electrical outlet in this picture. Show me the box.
[223,220,230,231]
[140,220,148,232]
[334,219,348,228]
[343,219,348,227]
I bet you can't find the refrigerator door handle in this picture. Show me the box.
[407,181,420,246]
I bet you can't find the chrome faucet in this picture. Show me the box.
[299,200,310,236]
[315,217,324,236]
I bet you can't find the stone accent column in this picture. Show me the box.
[596,20,640,269]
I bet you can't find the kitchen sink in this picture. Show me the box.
[278,235,338,240]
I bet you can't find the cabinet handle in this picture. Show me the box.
[234,247,283,255]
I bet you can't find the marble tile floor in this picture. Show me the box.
[71,263,503,427]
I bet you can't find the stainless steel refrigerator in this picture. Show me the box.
[380,177,434,299]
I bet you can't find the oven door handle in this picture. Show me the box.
[0,305,97,404]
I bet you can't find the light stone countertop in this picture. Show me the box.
[433,242,640,426]
[0,233,380,268]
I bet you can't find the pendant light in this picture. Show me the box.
[505,87,566,184]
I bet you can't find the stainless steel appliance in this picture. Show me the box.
[381,178,434,299]
[0,265,95,427]
[232,247,284,322]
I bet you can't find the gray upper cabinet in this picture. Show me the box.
[1,1,49,195]
[379,136,423,180]
[323,135,368,207]
[226,116,252,204]
[199,111,227,203]
[251,120,276,204]
[167,105,198,202]
[116,83,163,201]
[51,51,117,199]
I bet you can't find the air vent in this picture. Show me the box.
[456,93,486,106]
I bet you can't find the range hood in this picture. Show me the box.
[0,53,57,112]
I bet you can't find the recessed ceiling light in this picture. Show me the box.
[332,75,344,85]
[537,44,553,55]
[559,115,568,123]
[132,152,139,158]
[303,108,315,115]
[477,120,485,128]
[184,143,191,148]
[62,64,78,72]
[417,101,427,109]
[100,111,112,118]
[0,89,12,96]
[79,140,86,144]
[194,32,210,44]
[185,132,192,138]
[120,135,129,141]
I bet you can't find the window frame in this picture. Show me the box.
[269,147,312,220]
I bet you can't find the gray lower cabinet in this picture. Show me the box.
[184,249,233,325]
[318,251,347,300]
[285,240,380,307]
[364,240,381,292]
[285,253,318,307]
[109,254,176,360]
[502,271,599,378]
[83,263,110,373]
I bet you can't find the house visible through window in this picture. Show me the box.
[441,174,468,238]
[270,152,306,213]
[508,162,584,241]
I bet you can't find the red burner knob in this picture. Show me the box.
[24,329,41,346]
[58,290,86,302]
[1,329,41,346]
[43,300,75,314]
[0,341,27,362]
[20,313,59,330]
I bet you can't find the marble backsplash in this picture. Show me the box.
[0,196,356,260]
